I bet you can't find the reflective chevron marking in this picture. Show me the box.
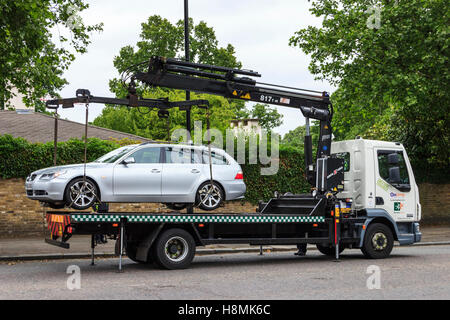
[70,214,325,223]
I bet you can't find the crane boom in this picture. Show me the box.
[134,56,335,186]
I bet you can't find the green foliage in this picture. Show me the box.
[289,0,450,171]
[93,88,236,141]
[281,123,320,151]
[0,0,103,110]
[237,103,284,131]
[240,145,310,203]
[108,15,242,98]
[94,15,248,139]
[0,135,118,179]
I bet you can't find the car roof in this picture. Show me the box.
[139,142,223,152]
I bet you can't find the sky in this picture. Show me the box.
[53,0,335,137]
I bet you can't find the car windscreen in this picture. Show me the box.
[94,146,137,163]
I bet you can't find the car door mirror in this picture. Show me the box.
[122,157,135,165]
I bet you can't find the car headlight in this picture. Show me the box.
[39,170,67,180]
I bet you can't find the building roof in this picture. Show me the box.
[0,110,151,143]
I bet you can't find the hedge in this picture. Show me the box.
[0,134,310,204]
[0,135,120,179]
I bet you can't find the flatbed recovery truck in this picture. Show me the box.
[43,57,422,270]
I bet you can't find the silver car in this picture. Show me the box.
[25,143,246,211]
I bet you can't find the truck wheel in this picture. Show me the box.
[361,223,394,259]
[152,228,196,270]
[316,244,344,256]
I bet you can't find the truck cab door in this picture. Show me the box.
[374,149,416,222]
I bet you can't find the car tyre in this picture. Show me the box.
[46,202,66,209]
[65,178,98,210]
[196,181,224,211]
[164,203,187,211]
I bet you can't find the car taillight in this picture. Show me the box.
[235,172,244,179]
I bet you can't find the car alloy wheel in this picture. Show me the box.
[66,179,97,210]
[197,182,223,211]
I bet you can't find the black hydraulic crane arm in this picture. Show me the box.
[134,56,334,185]
[45,89,209,111]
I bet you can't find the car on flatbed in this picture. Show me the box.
[25,143,246,211]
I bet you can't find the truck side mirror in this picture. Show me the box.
[388,153,399,165]
[388,166,401,184]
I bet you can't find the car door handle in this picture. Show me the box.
[191,169,200,173]
[151,169,161,173]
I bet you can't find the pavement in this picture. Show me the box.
[0,226,449,262]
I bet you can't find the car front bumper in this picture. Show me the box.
[25,179,66,202]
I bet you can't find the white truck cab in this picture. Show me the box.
[331,138,422,245]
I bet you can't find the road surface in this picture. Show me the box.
[0,245,448,300]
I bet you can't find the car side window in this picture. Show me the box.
[129,147,161,164]
[203,150,228,165]
[192,149,203,164]
[165,147,191,164]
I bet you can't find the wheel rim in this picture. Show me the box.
[164,236,188,262]
[69,181,96,208]
[372,232,388,251]
[198,184,221,209]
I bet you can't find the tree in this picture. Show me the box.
[281,123,320,151]
[248,104,283,131]
[94,15,245,139]
[289,0,449,170]
[93,87,236,141]
[0,0,103,110]
[108,15,243,99]
[236,103,283,131]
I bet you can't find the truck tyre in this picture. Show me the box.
[152,228,196,270]
[316,244,344,256]
[361,223,394,259]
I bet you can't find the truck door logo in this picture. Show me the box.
[394,202,403,212]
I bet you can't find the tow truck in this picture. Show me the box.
[43,56,422,270]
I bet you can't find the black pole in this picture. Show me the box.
[184,0,191,137]
[53,109,58,166]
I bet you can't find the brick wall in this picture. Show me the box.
[0,178,257,237]
[417,183,450,225]
[0,178,448,237]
